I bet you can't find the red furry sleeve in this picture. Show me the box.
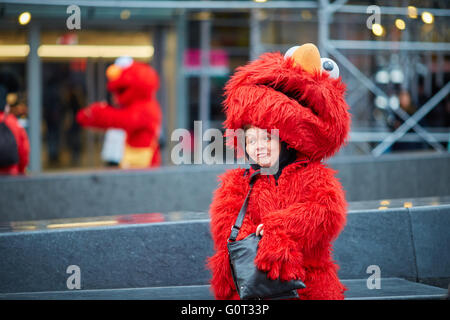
[207,168,247,300]
[17,125,30,174]
[255,165,347,281]
[76,101,156,132]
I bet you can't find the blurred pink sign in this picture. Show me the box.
[184,48,229,68]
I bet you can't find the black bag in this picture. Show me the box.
[0,109,19,167]
[227,169,306,300]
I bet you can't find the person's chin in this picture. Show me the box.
[257,159,272,168]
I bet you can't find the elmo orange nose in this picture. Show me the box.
[106,64,122,81]
[290,43,321,74]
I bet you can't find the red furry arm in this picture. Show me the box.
[76,102,150,132]
[17,125,30,174]
[255,167,347,281]
[207,169,247,300]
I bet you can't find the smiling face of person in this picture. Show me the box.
[244,126,280,168]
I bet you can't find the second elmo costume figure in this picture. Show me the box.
[77,57,162,168]
[207,44,352,300]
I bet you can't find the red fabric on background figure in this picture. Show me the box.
[76,57,162,168]
[207,44,352,300]
[0,111,29,175]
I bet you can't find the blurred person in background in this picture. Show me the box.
[65,83,84,166]
[0,92,30,175]
[43,74,64,166]
[8,93,28,124]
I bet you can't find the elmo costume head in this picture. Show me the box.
[106,56,159,107]
[223,43,352,162]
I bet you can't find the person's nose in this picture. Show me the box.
[256,142,267,153]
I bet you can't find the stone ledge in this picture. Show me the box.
[0,278,446,300]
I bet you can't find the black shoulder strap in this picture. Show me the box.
[228,169,260,242]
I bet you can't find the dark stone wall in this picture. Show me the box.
[1,153,449,222]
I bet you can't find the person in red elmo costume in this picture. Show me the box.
[207,43,352,300]
[76,56,162,168]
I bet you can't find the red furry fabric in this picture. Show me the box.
[76,62,162,167]
[207,51,352,300]
[0,112,29,175]
[223,52,351,162]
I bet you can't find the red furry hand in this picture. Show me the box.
[76,102,109,126]
[254,231,305,282]
[75,108,89,126]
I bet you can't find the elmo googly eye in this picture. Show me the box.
[115,56,134,69]
[321,58,339,79]
[284,46,300,59]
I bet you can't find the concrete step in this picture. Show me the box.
[0,278,446,300]
[1,205,450,294]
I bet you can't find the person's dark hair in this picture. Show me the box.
[274,141,298,181]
